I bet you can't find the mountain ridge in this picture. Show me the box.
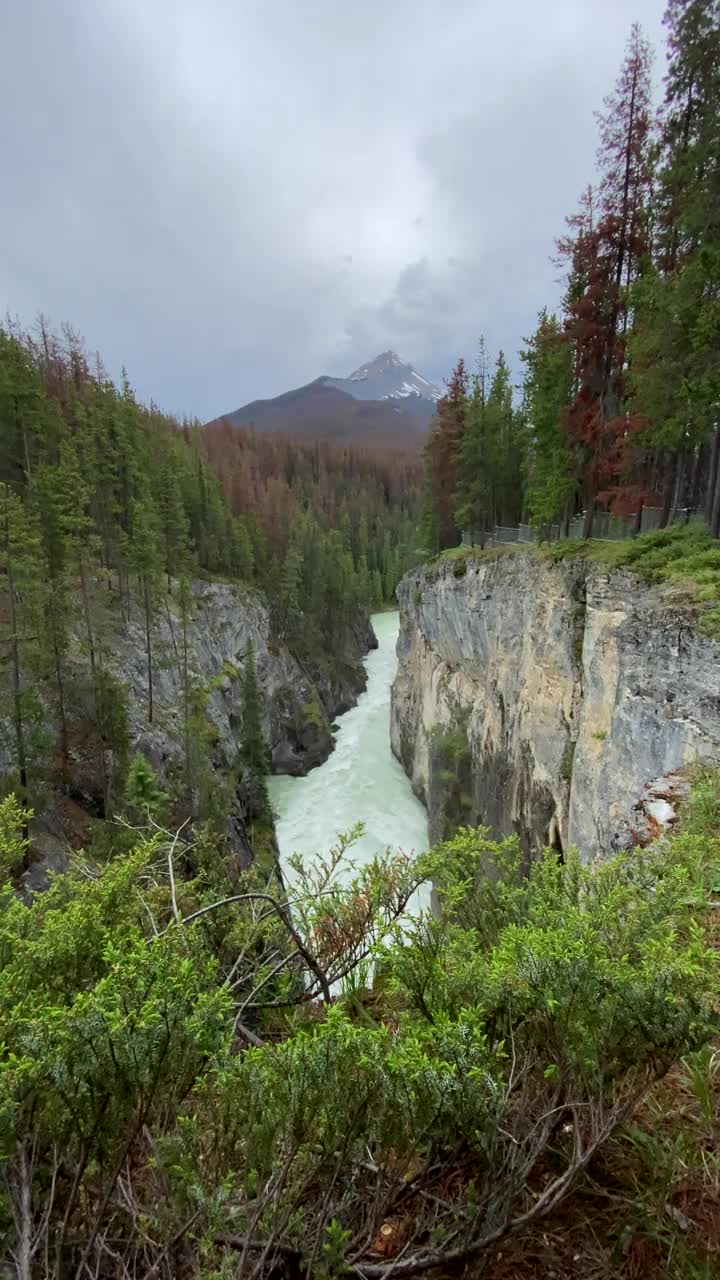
[208,350,442,447]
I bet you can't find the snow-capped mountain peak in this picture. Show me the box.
[331,351,442,405]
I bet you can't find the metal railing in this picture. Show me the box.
[461,507,705,549]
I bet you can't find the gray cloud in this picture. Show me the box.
[2,0,666,417]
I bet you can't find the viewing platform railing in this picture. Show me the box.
[461,506,705,549]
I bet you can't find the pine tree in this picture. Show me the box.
[130,492,163,723]
[33,462,72,769]
[158,456,190,585]
[278,524,303,638]
[521,312,576,530]
[239,643,271,823]
[423,358,469,551]
[0,484,45,821]
[561,27,654,532]
[630,1,720,531]
[454,341,493,541]
[0,329,43,487]
[176,575,195,814]
[125,752,168,819]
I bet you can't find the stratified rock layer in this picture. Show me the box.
[391,551,720,859]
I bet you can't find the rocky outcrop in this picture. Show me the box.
[113,580,370,781]
[391,551,720,860]
[3,579,374,884]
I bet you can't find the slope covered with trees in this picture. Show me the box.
[202,418,423,645]
[0,320,418,851]
[423,2,720,551]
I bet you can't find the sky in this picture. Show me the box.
[2,0,667,421]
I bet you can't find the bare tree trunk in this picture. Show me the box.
[668,452,685,525]
[5,512,29,842]
[706,427,720,529]
[711,441,720,539]
[658,452,677,529]
[78,551,108,809]
[144,579,154,724]
[687,445,705,519]
[14,1138,33,1280]
[182,616,192,815]
[51,622,69,777]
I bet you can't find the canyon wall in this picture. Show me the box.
[3,579,373,886]
[391,551,720,859]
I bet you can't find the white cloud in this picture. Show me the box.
[1,0,666,417]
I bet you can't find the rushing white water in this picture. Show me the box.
[268,611,429,895]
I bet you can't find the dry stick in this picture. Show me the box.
[214,1235,300,1261]
[166,819,191,924]
[345,1089,648,1279]
[238,1141,299,1278]
[223,906,278,988]
[235,951,296,1019]
[135,888,159,936]
[304,1096,370,1278]
[160,891,332,1002]
[12,1138,32,1280]
[136,1209,202,1280]
[234,1020,265,1048]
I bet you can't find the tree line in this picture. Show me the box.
[202,418,423,647]
[424,0,720,551]
[0,319,419,831]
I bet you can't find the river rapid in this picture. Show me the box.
[268,611,429,901]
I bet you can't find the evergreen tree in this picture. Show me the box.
[521,311,576,530]
[158,455,190,585]
[239,642,271,823]
[423,358,469,551]
[630,0,720,531]
[560,26,654,532]
[130,492,163,723]
[0,484,45,818]
[176,575,195,814]
[33,462,72,768]
[125,752,168,819]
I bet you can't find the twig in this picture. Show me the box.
[167,819,190,924]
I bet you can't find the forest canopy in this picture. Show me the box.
[423,3,720,551]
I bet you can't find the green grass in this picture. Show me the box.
[543,526,720,637]
[438,542,522,562]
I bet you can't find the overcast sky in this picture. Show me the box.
[2,0,667,420]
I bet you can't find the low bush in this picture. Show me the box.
[0,779,718,1278]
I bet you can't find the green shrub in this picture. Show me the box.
[560,740,576,780]
[0,775,717,1277]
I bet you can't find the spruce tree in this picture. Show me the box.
[130,492,163,723]
[521,312,575,530]
[176,575,195,814]
[630,0,720,531]
[0,484,45,819]
[239,643,271,823]
[423,359,469,551]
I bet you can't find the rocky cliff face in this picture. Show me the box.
[391,551,720,859]
[122,580,372,782]
[3,579,373,885]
